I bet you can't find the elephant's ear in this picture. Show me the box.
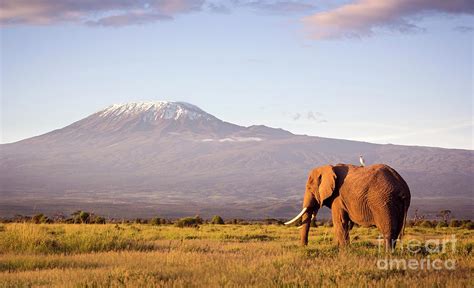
[317,166,337,208]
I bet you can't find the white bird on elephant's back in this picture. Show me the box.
[359,155,366,167]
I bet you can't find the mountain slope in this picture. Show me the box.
[1,101,472,218]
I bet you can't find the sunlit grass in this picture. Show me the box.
[0,223,472,287]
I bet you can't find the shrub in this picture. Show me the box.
[150,217,162,226]
[449,219,461,227]
[134,218,147,224]
[323,221,333,227]
[32,214,49,224]
[419,220,433,228]
[263,218,283,225]
[211,215,224,225]
[92,216,106,224]
[71,211,91,224]
[462,222,474,230]
[79,212,90,224]
[406,220,416,227]
[436,221,448,228]
[175,216,203,228]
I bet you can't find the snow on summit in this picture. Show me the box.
[99,101,213,121]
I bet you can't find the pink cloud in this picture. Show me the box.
[302,0,474,39]
[0,0,204,26]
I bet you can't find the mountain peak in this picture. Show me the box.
[99,101,213,121]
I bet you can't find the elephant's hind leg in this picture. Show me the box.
[331,197,350,246]
[375,214,400,252]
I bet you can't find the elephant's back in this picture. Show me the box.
[339,164,410,225]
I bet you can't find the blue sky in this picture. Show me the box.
[1,0,472,149]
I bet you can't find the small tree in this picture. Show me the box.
[438,210,452,224]
[419,220,434,228]
[32,213,48,224]
[175,216,203,228]
[150,217,162,226]
[436,221,448,228]
[52,212,66,223]
[92,216,106,224]
[134,218,145,224]
[79,211,90,223]
[211,215,224,225]
[71,211,90,224]
[463,222,474,230]
[323,220,333,227]
[449,219,461,228]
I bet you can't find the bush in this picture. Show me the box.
[134,218,147,224]
[462,222,474,230]
[436,221,448,228]
[71,211,91,224]
[92,216,106,224]
[323,221,333,227]
[419,220,433,228]
[150,217,162,226]
[80,212,91,223]
[32,214,49,224]
[406,220,416,227]
[449,219,461,227]
[211,215,224,225]
[175,216,203,228]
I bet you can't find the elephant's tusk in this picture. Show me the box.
[297,224,304,229]
[284,207,307,225]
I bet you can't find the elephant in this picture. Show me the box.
[285,164,410,251]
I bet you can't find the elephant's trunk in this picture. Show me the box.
[300,207,315,245]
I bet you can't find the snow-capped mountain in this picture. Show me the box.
[37,101,243,140]
[99,101,212,121]
[1,101,472,219]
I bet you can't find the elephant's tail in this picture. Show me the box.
[399,208,408,240]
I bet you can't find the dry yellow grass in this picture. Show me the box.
[0,223,472,287]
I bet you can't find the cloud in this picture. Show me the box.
[0,0,205,26]
[233,1,316,14]
[207,3,232,14]
[292,113,301,120]
[453,25,474,33]
[291,111,326,123]
[302,0,474,39]
[86,12,173,27]
[306,111,327,123]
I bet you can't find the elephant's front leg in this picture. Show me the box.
[331,198,350,246]
[300,208,314,246]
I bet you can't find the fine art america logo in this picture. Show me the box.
[376,235,457,270]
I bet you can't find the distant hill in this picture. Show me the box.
[1,101,472,219]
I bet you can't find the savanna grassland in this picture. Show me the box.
[0,223,473,287]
